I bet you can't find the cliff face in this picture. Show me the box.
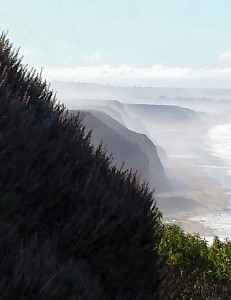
[76,111,150,180]
[72,110,169,192]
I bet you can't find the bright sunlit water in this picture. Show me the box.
[190,122,231,242]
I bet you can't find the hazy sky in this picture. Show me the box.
[2,0,231,87]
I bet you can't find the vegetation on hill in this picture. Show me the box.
[0,33,161,299]
[0,33,231,299]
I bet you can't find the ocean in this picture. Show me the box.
[190,122,231,243]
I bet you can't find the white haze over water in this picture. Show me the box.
[43,65,231,88]
[192,122,231,242]
[207,123,231,176]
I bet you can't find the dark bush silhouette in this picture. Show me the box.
[0,33,162,299]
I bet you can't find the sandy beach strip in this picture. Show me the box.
[155,159,229,237]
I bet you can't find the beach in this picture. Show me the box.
[155,153,230,239]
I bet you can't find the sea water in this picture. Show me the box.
[189,122,231,243]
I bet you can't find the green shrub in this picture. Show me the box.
[158,224,231,299]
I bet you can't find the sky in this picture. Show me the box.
[2,0,231,88]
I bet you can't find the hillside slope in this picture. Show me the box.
[0,34,161,299]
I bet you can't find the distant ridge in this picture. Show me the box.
[51,81,231,103]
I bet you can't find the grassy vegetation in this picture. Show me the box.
[0,33,161,299]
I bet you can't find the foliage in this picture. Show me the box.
[0,33,162,299]
[158,224,231,299]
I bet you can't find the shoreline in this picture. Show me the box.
[163,217,214,237]
[155,157,229,237]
